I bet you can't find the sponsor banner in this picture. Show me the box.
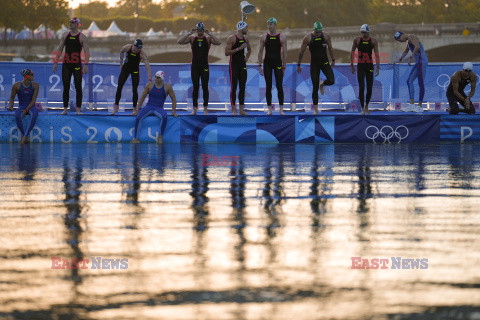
[1,62,477,105]
[334,115,441,143]
[440,115,480,142]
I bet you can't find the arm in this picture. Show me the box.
[206,30,221,45]
[350,37,358,66]
[326,33,335,67]
[119,45,130,66]
[297,35,309,66]
[399,44,410,61]
[141,50,152,81]
[8,83,19,111]
[408,35,421,56]
[467,74,477,99]
[451,73,466,103]
[177,29,195,44]
[257,35,266,76]
[224,36,236,56]
[245,37,251,62]
[281,34,287,70]
[166,83,178,116]
[52,32,67,72]
[136,83,153,110]
[80,34,90,74]
[373,38,380,76]
[24,83,40,113]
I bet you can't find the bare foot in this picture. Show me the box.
[132,138,140,144]
[190,108,197,115]
[366,109,371,115]
[131,109,138,116]
[313,105,319,114]
[361,110,365,115]
[110,104,119,115]
[240,110,248,115]
[204,109,209,115]
[232,111,237,115]
[266,111,272,115]
[320,83,325,95]
[156,135,163,144]
[313,111,318,115]
[279,111,286,115]
[21,136,29,144]
[76,108,82,115]
[60,109,68,115]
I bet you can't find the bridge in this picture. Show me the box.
[2,23,480,63]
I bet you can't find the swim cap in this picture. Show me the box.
[314,22,323,31]
[360,24,370,32]
[134,39,143,48]
[463,62,473,71]
[267,17,277,25]
[237,21,248,30]
[20,68,33,78]
[394,31,403,40]
[70,17,80,25]
[155,70,165,80]
[196,22,205,30]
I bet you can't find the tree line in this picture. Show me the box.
[1,0,480,37]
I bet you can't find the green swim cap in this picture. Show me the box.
[314,22,323,31]
[267,17,277,25]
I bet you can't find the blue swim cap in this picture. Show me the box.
[394,31,404,40]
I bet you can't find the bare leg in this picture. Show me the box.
[111,104,119,116]
[279,105,285,115]
[320,81,325,95]
[132,138,140,144]
[76,107,82,115]
[266,105,272,116]
[204,107,209,115]
[190,107,197,116]
[60,108,68,115]
[232,104,237,116]
[313,105,319,115]
[156,135,163,144]
[239,105,248,115]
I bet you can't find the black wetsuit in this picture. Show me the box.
[229,35,248,106]
[447,74,476,115]
[191,36,210,107]
[309,32,334,106]
[62,31,83,109]
[116,45,141,108]
[356,37,374,109]
[263,33,283,106]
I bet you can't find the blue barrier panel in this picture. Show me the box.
[2,112,479,144]
[0,62,477,106]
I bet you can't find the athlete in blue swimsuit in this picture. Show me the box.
[7,69,40,144]
[395,31,428,113]
[132,70,178,144]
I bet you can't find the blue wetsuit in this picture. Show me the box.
[407,41,428,102]
[134,83,168,139]
[15,82,38,137]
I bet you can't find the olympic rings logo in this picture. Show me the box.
[365,125,409,143]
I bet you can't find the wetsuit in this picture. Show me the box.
[263,33,283,106]
[15,82,38,137]
[62,31,83,109]
[407,41,428,102]
[229,35,248,106]
[191,36,210,107]
[447,75,475,115]
[356,37,374,109]
[309,32,335,105]
[116,45,141,108]
[134,84,168,138]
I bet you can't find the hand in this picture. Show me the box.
[375,67,380,77]
[331,60,336,68]
[282,67,285,76]
[189,28,196,35]
[22,110,28,118]
[7,105,13,111]
[245,56,249,63]
[83,64,88,75]
[205,29,211,35]
[351,65,355,74]
[172,111,178,117]
[408,56,412,66]
[53,63,57,73]
[258,65,263,77]
[297,65,302,74]
[120,64,123,70]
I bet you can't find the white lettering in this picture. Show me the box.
[461,126,473,143]
[61,126,72,143]
[86,127,98,143]
[9,127,21,142]
[49,75,61,92]
[105,127,122,142]
[30,127,42,143]
[110,76,118,87]
[92,75,104,92]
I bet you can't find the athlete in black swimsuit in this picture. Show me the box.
[350,24,380,114]
[258,17,287,115]
[297,22,335,114]
[447,62,477,115]
[177,22,221,115]
[53,17,90,115]
[225,21,251,115]
[112,39,152,115]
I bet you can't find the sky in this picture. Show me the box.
[68,0,118,8]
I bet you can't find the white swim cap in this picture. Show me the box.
[237,21,248,30]
[155,70,165,80]
[463,62,473,71]
[360,24,370,32]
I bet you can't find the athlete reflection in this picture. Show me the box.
[7,68,39,144]
[52,17,90,115]
[112,39,152,115]
[394,31,428,113]
[177,22,221,115]
[447,62,477,115]
[132,70,178,144]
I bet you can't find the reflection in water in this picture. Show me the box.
[0,143,479,320]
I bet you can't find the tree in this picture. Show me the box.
[0,0,24,42]
[21,0,68,38]
[74,1,109,20]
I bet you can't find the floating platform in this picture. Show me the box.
[0,111,478,143]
